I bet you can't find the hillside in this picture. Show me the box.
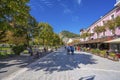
[60,30,80,38]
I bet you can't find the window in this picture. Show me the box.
[103,21,105,25]
[111,14,114,19]
[119,27,120,30]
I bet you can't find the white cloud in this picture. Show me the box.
[63,8,72,14]
[60,3,73,14]
[39,0,53,7]
[60,3,67,8]
[77,0,82,5]
[29,0,54,12]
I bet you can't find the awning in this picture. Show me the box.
[80,37,113,44]
[76,36,114,44]
[104,38,120,43]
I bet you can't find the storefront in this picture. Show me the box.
[104,38,120,52]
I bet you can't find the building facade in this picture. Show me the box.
[80,1,120,41]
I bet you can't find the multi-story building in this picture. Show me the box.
[79,0,120,52]
[80,0,120,41]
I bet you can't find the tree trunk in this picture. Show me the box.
[43,38,45,46]
[26,34,30,46]
[103,32,105,37]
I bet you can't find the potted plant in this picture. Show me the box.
[108,52,119,61]
[95,49,100,55]
[100,50,107,58]
[90,49,95,54]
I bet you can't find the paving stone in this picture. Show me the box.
[2,47,120,80]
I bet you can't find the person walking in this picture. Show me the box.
[34,46,39,58]
[77,46,80,51]
[70,46,74,55]
[67,46,70,55]
[27,46,33,56]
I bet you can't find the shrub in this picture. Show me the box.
[12,45,26,55]
[23,50,28,54]
[100,50,106,55]
[0,50,14,58]
[82,47,86,51]
[90,49,100,54]
[94,49,100,54]
[109,52,116,57]
[85,48,88,51]
[90,49,96,54]
[0,52,7,57]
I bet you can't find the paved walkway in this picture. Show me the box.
[0,54,36,79]
[1,47,120,80]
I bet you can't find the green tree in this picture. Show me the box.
[0,31,7,43]
[80,32,89,41]
[115,16,120,27]
[38,23,54,46]
[87,33,94,40]
[105,20,116,35]
[100,26,106,37]
[25,16,38,46]
[8,16,38,46]
[0,0,30,43]
[50,33,61,46]
[0,0,30,27]
[94,26,101,38]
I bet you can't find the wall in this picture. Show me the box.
[87,6,120,40]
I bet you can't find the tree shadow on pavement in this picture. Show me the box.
[0,55,35,70]
[28,52,97,74]
[79,75,95,80]
[0,70,7,73]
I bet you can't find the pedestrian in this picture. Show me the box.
[29,46,33,56]
[27,46,33,56]
[67,46,70,55]
[34,46,39,58]
[75,46,77,51]
[64,46,66,49]
[44,47,46,52]
[77,46,80,51]
[55,47,57,51]
[70,46,74,55]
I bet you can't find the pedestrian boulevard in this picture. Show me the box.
[2,47,120,80]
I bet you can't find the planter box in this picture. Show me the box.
[96,53,100,56]
[107,56,119,61]
[99,54,106,58]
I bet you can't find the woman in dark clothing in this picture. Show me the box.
[67,46,70,55]
[70,46,74,55]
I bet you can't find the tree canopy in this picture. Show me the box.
[0,0,39,46]
[80,32,89,41]
[34,22,63,46]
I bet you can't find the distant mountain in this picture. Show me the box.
[59,30,80,38]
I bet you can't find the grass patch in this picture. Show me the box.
[109,52,116,57]
[0,47,11,50]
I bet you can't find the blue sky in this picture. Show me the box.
[29,0,116,34]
